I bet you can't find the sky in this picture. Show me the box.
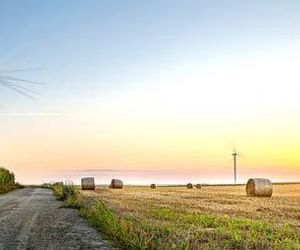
[0,1,300,184]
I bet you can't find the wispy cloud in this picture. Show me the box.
[0,112,67,117]
[74,168,158,173]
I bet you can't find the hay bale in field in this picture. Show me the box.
[195,184,202,189]
[186,183,193,189]
[246,178,273,197]
[110,179,123,189]
[81,177,95,190]
[150,184,156,189]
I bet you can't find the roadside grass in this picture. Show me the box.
[0,167,23,194]
[0,183,24,194]
[54,184,300,249]
[52,183,81,209]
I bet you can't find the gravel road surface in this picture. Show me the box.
[0,188,113,250]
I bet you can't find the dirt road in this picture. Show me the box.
[0,188,112,250]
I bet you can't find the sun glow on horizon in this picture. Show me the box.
[1,1,300,184]
[1,44,300,184]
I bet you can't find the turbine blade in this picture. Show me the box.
[232,144,237,154]
[238,152,246,158]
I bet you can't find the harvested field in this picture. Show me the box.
[81,184,300,249]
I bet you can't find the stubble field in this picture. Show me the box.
[80,184,300,249]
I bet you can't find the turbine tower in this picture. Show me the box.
[232,148,239,185]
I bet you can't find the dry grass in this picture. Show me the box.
[80,184,300,249]
[85,184,300,225]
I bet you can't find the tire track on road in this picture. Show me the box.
[0,188,113,250]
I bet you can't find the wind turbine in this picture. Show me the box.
[232,146,240,185]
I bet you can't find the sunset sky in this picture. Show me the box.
[0,1,300,184]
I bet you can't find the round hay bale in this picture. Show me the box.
[195,184,202,189]
[81,177,95,190]
[110,179,123,189]
[186,183,193,189]
[246,178,272,197]
[150,184,156,189]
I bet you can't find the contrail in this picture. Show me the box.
[0,80,38,100]
[0,69,45,99]
[0,68,43,74]
[0,44,45,99]
[1,75,44,85]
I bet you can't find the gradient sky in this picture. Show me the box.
[0,1,300,184]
